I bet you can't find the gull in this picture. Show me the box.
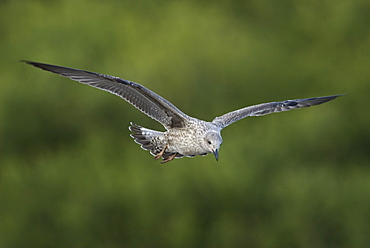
[23,61,343,163]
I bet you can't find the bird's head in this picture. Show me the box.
[204,131,223,161]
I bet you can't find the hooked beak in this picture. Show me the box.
[213,149,219,161]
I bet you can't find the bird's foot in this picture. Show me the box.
[153,144,168,160]
[160,153,177,164]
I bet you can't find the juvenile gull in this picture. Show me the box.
[23,61,343,163]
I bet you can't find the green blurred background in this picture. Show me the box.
[1,0,369,247]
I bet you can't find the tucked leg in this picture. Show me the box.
[153,144,168,160]
[161,153,177,164]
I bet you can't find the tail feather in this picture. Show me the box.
[129,122,182,159]
[129,123,161,154]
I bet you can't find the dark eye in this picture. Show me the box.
[207,140,212,145]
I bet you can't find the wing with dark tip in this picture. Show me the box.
[212,94,344,128]
[23,61,190,129]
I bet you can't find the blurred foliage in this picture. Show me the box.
[1,0,369,247]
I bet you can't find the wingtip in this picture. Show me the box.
[21,60,39,67]
[329,93,346,101]
[21,60,64,74]
[333,93,346,97]
[318,93,346,102]
[314,94,345,105]
[20,59,31,64]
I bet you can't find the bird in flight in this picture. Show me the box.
[23,61,343,163]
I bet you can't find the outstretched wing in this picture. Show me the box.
[23,61,190,129]
[212,94,343,128]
